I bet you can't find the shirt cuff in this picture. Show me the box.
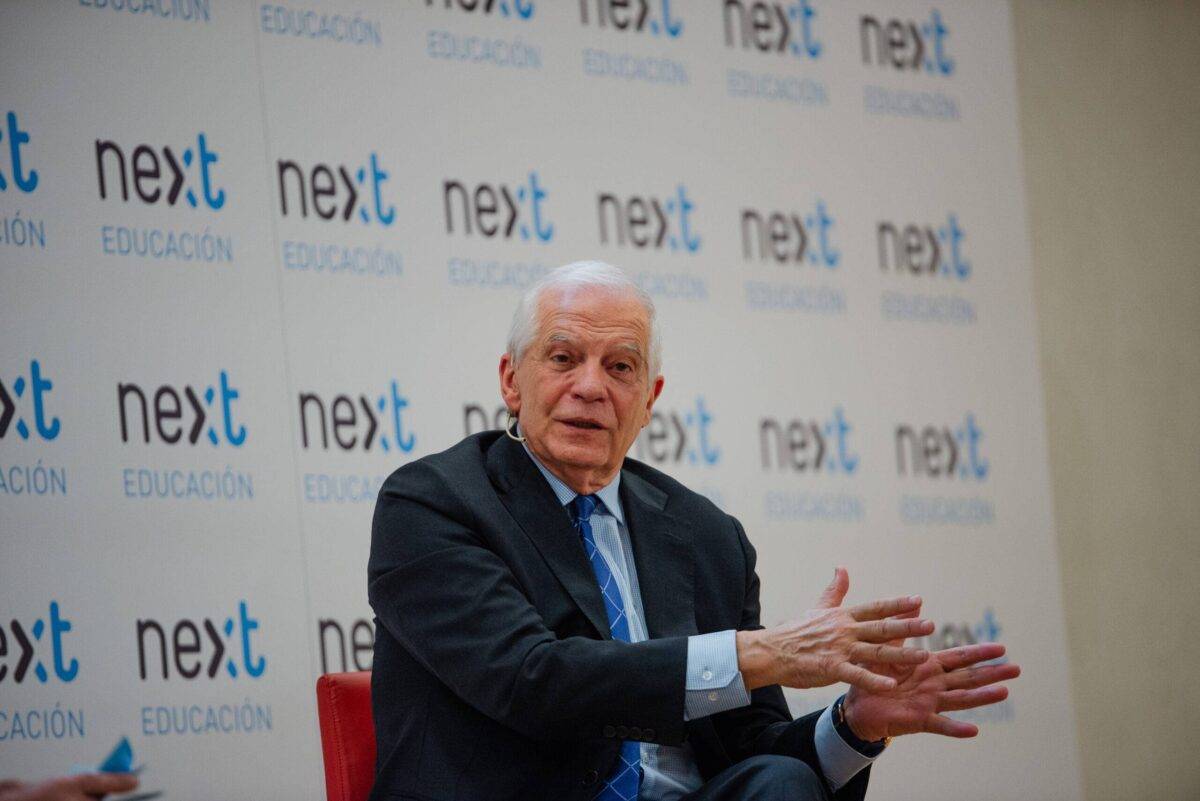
[814,703,879,791]
[683,630,751,721]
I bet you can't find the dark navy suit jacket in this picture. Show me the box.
[367,431,871,801]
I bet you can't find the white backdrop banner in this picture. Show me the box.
[0,1,1082,799]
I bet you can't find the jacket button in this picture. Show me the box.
[629,727,643,740]
[602,725,616,738]
[582,770,599,786]
[616,725,629,739]
[643,728,656,741]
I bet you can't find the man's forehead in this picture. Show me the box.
[535,288,650,338]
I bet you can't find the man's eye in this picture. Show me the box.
[612,362,633,373]
[549,353,570,364]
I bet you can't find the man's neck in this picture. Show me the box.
[522,441,618,496]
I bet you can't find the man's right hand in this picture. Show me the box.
[736,567,934,693]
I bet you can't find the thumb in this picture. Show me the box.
[816,566,849,608]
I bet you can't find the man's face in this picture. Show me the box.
[499,287,663,491]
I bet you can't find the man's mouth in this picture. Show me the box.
[560,418,605,431]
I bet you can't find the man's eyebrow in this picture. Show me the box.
[542,334,642,358]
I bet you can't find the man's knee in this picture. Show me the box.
[740,755,829,800]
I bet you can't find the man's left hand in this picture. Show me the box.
[842,642,1020,742]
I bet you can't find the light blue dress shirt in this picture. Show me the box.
[523,447,877,798]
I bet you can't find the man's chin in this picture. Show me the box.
[543,440,611,473]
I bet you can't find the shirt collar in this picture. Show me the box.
[521,440,625,526]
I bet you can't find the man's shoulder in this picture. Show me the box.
[620,455,733,527]
[381,431,501,494]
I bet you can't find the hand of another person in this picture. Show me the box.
[842,641,1021,742]
[737,567,934,693]
[0,773,138,801]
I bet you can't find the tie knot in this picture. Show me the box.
[570,494,599,524]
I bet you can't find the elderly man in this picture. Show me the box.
[368,261,1017,801]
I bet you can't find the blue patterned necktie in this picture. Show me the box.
[570,494,641,801]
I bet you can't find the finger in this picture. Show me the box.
[815,566,849,609]
[935,643,1006,670]
[855,618,934,642]
[937,686,1008,712]
[923,713,978,738]
[835,662,898,693]
[849,595,922,622]
[848,642,930,665]
[888,606,922,621]
[943,662,1021,691]
[75,773,140,794]
[882,605,922,646]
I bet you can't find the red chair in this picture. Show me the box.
[316,671,376,801]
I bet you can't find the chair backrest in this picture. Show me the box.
[316,671,376,801]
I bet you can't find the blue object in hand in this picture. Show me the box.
[98,737,134,774]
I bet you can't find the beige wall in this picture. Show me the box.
[1012,2,1200,799]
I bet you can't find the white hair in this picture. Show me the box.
[507,260,662,379]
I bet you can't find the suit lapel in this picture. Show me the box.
[618,476,721,768]
[620,470,697,640]
[486,435,611,639]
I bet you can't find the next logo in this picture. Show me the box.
[599,185,700,254]
[634,396,719,467]
[95,132,226,210]
[136,601,265,681]
[443,171,554,243]
[722,0,820,59]
[895,413,987,481]
[860,9,953,76]
[877,213,969,280]
[759,406,857,474]
[740,200,838,267]
[580,0,683,38]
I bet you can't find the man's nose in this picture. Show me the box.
[571,360,606,402]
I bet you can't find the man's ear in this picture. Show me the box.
[499,353,521,415]
[642,375,664,426]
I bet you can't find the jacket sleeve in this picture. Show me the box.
[710,517,872,801]
[367,460,691,745]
